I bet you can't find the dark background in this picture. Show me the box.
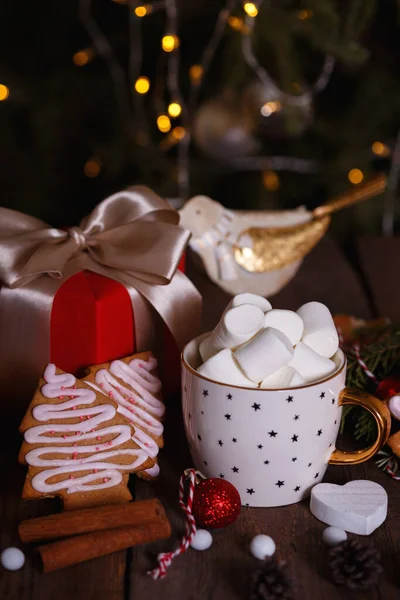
[0,0,399,238]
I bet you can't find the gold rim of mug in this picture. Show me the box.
[181,337,346,392]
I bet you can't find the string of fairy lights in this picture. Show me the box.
[0,1,397,230]
[74,0,396,198]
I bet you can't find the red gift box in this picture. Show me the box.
[0,187,200,412]
[50,258,185,394]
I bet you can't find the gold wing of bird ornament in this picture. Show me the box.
[234,175,386,273]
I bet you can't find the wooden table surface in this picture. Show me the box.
[1,236,399,600]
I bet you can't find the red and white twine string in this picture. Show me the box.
[147,468,197,580]
[336,326,378,383]
[351,343,378,383]
[384,461,400,481]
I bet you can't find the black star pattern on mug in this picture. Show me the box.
[314,472,319,479]
[219,473,225,479]
[292,457,297,462]
[264,460,270,465]
[334,420,337,424]
[320,392,325,399]
[291,434,299,442]
[218,439,223,446]
[204,460,208,466]
[232,437,237,443]
[294,414,300,421]
[294,486,301,492]
[332,398,335,405]
[227,393,233,400]
[197,434,202,442]
[308,462,312,467]
[257,444,263,449]
[184,385,187,393]
[245,503,249,507]
[317,429,323,436]
[286,395,294,403]
[201,410,204,415]
[247,488,255,495]
[268,430,277,437]
[329,443,333,448]
[276,480,285,488]
[224,414,231,420]
[188,413,191,420]
[232,466,239,473]
[203,390,209,397]
[252,402,261,411]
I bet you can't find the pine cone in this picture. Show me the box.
[328,539,382,590]
[249,558,294,600]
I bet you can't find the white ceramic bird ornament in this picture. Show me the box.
[179,176,386,297]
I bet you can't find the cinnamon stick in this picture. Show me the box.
[38,520,172,572]
[19,499,166,543]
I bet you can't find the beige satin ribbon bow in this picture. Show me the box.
[0,186,202,403]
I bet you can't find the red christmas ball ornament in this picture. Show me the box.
[192,477,241,529]
[376,375,400,400]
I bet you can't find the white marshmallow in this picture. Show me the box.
[199,335,217,362]
[227,293,272,313]
[289,342,336,383]
[260,366,306,389]
[211,304,264,351]
[264,309,304,345]
[297,302,339,358]
[197,349,257,387]
[234,327,293,383]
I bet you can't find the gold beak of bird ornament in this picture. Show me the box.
[179,175,387,297]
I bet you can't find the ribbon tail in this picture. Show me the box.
[214,242,238,282]
[126,271,202,351]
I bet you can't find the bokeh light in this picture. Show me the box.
[157,115,171,133]
[348,168,364,185]
[168,102,182,118]
[134,76,150,94]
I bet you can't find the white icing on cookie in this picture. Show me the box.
[24,364,148,494]
[91,356,164,476]
[389,395,400,420]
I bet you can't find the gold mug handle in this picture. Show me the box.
[329,387,391,465]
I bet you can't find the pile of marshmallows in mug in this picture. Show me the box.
[197,294,340,388]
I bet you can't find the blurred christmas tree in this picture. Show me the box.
[0,0,399,233]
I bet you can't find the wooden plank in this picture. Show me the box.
[357,236,400,321]
[129,238,395,600]
[0,418,126,600]
[272,237,372,319]
[132,403,400,600]
[1,237,393,600]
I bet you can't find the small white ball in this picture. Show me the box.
[190,529,213,551]
[250,534,276,560]
[322,526,348,547]
[1,547,25,571]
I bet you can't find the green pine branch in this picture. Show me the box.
[341,323,400,441]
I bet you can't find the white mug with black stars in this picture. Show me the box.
[182,333,391,508]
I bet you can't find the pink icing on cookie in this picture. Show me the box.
[88,357,164,476]
[24,364,148,495]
